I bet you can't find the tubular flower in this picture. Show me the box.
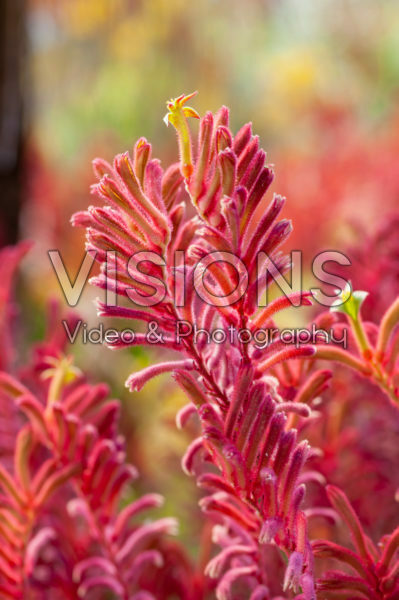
[164,92,200,179]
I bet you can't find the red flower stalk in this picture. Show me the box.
[73,93,320,597]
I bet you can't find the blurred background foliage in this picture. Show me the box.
[6,0,399,558]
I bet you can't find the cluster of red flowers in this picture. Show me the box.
[0,94,398,598]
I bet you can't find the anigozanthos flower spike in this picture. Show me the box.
[164,91,200,179]
[71,96,399,600]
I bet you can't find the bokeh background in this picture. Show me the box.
[2,0,399,557]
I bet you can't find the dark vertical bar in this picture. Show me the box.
[0,0,25,246]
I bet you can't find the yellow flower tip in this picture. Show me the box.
[330,280,369,322]
[163,91,200,127]
[41,354,82,384]
[341,286,352,304]
[182,106,200,119]
[168,91,198,109]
